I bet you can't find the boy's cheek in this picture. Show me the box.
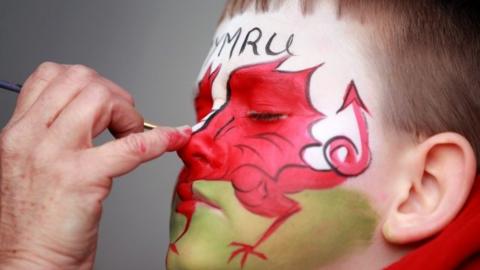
[167,181,379,270]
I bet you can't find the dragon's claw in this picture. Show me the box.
[228,242,267,268]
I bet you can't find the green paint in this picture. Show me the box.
[167,181,378,270]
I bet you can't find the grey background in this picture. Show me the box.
[0,1,225,269]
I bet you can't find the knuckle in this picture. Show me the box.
[85,82,112,103]
[124,92,135,105]
[157,131,170,146]
[123,133,147,156]
[66,64,97,84]
[37,61,59,72]
[69,64,94,75]
[34,61,62,80]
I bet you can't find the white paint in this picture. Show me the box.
[192,0,380,172]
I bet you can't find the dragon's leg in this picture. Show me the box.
[228,205,301,268]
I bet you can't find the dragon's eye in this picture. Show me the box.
[247,111,287,122]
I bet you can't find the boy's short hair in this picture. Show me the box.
[220,0,480,166]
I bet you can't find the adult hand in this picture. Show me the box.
[0,62,191,269]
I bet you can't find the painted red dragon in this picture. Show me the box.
[170,57,371,267]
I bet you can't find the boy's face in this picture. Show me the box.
[168,3,402,270]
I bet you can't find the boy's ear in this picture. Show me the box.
[383,132,477,244]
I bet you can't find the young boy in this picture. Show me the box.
[1,1,478,269]
[167,0,480,269]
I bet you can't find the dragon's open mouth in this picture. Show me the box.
[192,183,222,210]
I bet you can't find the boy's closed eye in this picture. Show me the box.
[247,111,288,122]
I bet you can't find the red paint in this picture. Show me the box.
[171,58,371,266]
[323,81,371,176]
[229,242,268,266]
[139,141,147,154]
[195,64,221,122]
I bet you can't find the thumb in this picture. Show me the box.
[84,125,191,178]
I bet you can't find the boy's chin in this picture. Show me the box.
[167,181,379,270]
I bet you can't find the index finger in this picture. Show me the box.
[80,126,191,179]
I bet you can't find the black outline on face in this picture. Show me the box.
[234,144,265,161]
[214,116,236,141]
[193,56,331,182]
[172,57,373,267]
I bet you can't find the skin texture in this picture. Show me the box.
[168,2,393,269]
[0,63,191,270]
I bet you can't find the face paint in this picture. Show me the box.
[209,26,295,60]
[168,57,373,268]
[168,181,378,270]
[166,4,388,269]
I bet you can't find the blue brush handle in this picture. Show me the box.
[0,80,22,93]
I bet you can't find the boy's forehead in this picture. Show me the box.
[197,2,380,116]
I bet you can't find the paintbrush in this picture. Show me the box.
[0,79,157,130]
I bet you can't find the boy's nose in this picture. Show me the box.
[177,131,227,178]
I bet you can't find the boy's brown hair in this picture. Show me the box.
[220,0,480,167]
